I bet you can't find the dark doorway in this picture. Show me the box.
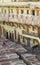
[38,27,40,38]
[14,30,16,42]
[9,33,11,40]
[11,32,14,42]
[27,38,30,48]
[18,33,20,44]
[32,10,35,15]
[6,31,8,39]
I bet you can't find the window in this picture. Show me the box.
[32,10,35,15]
[27,10,29,14]
[12,15,14,18]
[9,10,10,13]
[4,10,6,13]
[11,0,16,2]
[32,26,34,31]
[11,0,14,2]
[2,9,3,13]
[14,0,16,2]
[3,21,5,24]
[21,10,24,14]
[11,9,13,13]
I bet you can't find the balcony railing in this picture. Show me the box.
[0,14,40,25]
[22,30,38,37]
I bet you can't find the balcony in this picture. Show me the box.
[0,13,9,22]
[8,14,40,25]
[22,30,38,37]
[9,14,40,25]
[0,13,40,25]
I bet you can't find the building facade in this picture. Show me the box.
[0,0,40,2]
[0,2,40,47]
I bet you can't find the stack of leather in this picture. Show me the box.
[21,53,40,65]
[0,52,26,65]
[0,59,26,65]
[0,52,19,62]
[11,59,26,65]
[12,44,27,54]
